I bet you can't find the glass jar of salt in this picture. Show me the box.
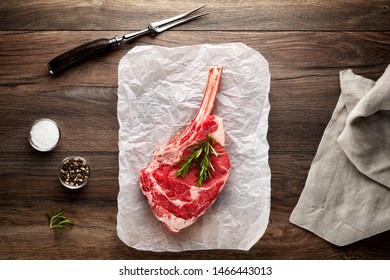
[28,118,61,152]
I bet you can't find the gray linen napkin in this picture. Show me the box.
[290,65,390,246]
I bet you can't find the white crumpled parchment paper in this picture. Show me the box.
[117,43,271,252]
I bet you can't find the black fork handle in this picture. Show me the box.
[47,37,121,75]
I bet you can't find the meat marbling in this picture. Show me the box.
[140,66,230,232]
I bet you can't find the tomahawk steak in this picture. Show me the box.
[140,66,230,232]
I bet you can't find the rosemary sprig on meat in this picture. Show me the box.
[176,135,219,186]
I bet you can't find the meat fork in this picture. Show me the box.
[48,4,208,75]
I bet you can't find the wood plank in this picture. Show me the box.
[1,31,388,89]
[0,87,118,153]
[0,0,389,31]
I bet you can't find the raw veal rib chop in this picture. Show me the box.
[140,66,231,232]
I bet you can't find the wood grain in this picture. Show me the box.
[1,31,388,89]
[1,0,390,260]
[0,0,389,31]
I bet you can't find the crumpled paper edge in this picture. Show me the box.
[116,43,271,252]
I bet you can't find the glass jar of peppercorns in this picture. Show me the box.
[59,156,90,189]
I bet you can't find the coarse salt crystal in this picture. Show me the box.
[29,119,60,152]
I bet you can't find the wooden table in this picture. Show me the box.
[1,1,389,260]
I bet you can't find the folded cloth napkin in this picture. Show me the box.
[290,65,390,246]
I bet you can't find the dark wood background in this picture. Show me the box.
[0,0,389,259]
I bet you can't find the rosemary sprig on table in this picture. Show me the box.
[47,209,75,234]
[176,135,219,187]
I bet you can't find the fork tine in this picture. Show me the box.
[152,12,209,34]
[150,3,207,29]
